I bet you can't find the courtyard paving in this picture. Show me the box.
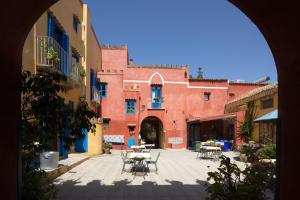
[54,149,246,200]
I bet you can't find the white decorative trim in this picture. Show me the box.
[123,80,149,83]
[188,86,228,90]
[123,80,228,90]
[164,81,188,84]
[149,72,165,85]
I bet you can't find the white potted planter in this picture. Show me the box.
[40,151,59,170]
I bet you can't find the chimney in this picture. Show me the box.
[129,58,134,65]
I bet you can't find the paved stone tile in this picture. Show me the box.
[54,150,247,200]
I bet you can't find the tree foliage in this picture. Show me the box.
[240,101,257,143]
[21,70,97,199]
[206,156,275,200]
[197,66,204,79]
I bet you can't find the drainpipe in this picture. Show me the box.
[137,95,141,143]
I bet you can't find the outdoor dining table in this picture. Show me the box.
[143,144,155,148]
[128,153,151,174]
[128,152,151,159]
[199,146,222,160]
[130,145,146,152]
[201,141,224,147]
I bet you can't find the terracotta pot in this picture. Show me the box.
[104,148,111,154]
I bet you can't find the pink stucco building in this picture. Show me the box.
[98,45,265,149]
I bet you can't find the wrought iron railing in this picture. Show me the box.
[36,36,81,85]
[147,97,165,109]
[69,64,81,85]
[92,86,100,103]
[36,36,69,75]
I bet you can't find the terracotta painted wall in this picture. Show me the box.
[228,83,264,101]
[99,46,267,149]
[101,47,128,70]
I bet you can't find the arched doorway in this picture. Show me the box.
[140,116,164,148]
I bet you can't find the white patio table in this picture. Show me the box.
[200,146,222,160]
[128,152,151,174]
[130,145,146,152]
[128,152,151,159]
[143,144,155,148]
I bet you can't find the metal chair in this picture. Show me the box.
[146,152,160,172]
[142,148,151,153]
[132,155,146,175]
[121,151,134,173]
[213,149,222,161]
[196,142,204,158]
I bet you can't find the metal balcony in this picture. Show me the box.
[147,97,165,109]
[36,36,81,86]
[92,86,100,104]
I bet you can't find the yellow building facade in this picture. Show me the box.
[225,83,278,144]
[22,0,103,156]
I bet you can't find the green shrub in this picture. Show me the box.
[257,145,276,159]
[206,155,275,200]
[240,145,259,163]
[23,169,56,200]
[103,142,112,149]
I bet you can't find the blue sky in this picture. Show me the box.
[83,0,277,82]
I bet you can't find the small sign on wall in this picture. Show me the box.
[168,137,183,144]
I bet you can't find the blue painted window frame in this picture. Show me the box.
[126,99,136,114]
[151,85,162,109]
[100,83,107,98]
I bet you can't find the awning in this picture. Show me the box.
[188,113,236,123]
[254,109,278,122]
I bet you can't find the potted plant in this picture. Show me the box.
[153,97,161,102]
[46,47,60,64]
[103,142,112,154]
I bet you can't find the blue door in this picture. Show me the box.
[60,129,69,158]
[75,128,88,153]
[128,138,135,148]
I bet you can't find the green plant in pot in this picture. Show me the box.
[46,47,60,64]
[103,142,112,154]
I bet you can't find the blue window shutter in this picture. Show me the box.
[125,100,128,114]
[158,86,162,97]
[90,69,94,100]
[48,14,54,37]
[133,101,136,114]
[93,71,97,87]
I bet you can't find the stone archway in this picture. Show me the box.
[140,116,164,148]
[1,0,300,199]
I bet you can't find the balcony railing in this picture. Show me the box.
[36,36,69,74]
[92,86,100,104]
[147,97,165,109]
[69,64,81,86]
[36,36,81,86]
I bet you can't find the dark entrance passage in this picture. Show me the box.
[187,116,235,149]
[140,116,164,148]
